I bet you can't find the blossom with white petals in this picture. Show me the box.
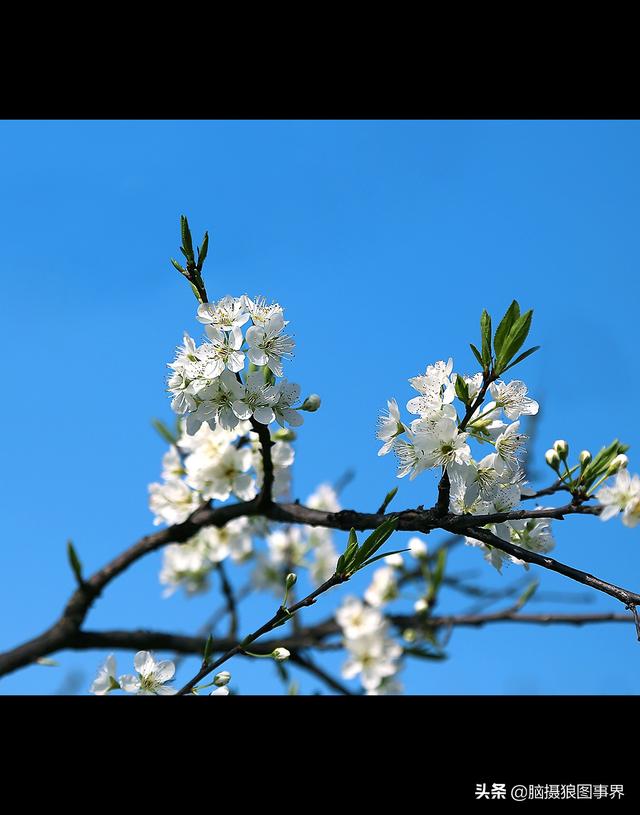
[341,633,403,692]
[336,597,385,639]
[245,312,295,376]
[489,379,539,420]
[364,566,398,607]
[493,421,527,474]
[90,654,119,695]
[231,371,279,425]
[196,370,246,432]
[273,380,304,428]
[597,470,640,527]
[196,296,250,332]
[188,445,256,502]
[377,398,405,456]
[408,537,428,559]
[149,479,201,526]
[161,446,184,481]
[244,295,284,327]
[119,651,177,695]
[197,328,245,379]
[307,483,341,513]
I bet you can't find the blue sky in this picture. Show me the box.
[1,120,639,695]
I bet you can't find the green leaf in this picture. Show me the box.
[197,231,209,272]
[338,528,359,574]
[493,300,521,358]
[580,439,629,488]
[359,548,410,570]
[203,634,214,665]
[180,215,195,264]
[402,645,447,660]
[454,374,470,405]
[500,345,541,373]
[469,343,484,368]
[516,580,539,609]
[480,309,492,367]
[151,418,178,446]
[66,540,83,585]
[496,310,533,373]
[379,486,398,513]
[170,257,187,275]
[350,517,398,571]
[428,549,447,600]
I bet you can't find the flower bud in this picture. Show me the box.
[414,597,429,613]
[213,671,231,687]
[271,647,290,662]
[273,428,296,442]
[408,537,428,560]
[384,553,404,568]
[285,573,297,590]
[402,628,417,643]
[553,439,569,460]
[300,394,321,412]
[608,454,629,475]
[579,450,592,467]
[545,449,561,470]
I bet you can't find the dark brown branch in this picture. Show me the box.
[215,562,238,638]
[0,486,626,681]
[250,418,275,510]
[459,525,640,607]
[521,480,569,500]
[392,610,635,631]
[289,652,357,696]
[176,573,348,695]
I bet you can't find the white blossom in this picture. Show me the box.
[377,398,405,456]
[273,379,304,428]
[341,633,403,692]
[149,479,201,526]
[245,312,294,376]
[364,566,398,607]
[244,295,284,327]
[196,369,246,432]
[196,296,250,332]
[231,371,279,425]
[489,379,539,420]
[336,597,386,639]
[408,537,428,559]
[307,483,341,513]
[119,651,177,695]
[187,445,256,502]
[597,470,640,527]
[90,654,119,695]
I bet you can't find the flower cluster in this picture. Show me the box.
[252,483,341,592]
[149,420,294,525]
[377,361,550,571]
[336,596,403,694]
[90,651,178,695]
[150,420,294,594]
[167,295,307,436]
[90,651,232,695]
